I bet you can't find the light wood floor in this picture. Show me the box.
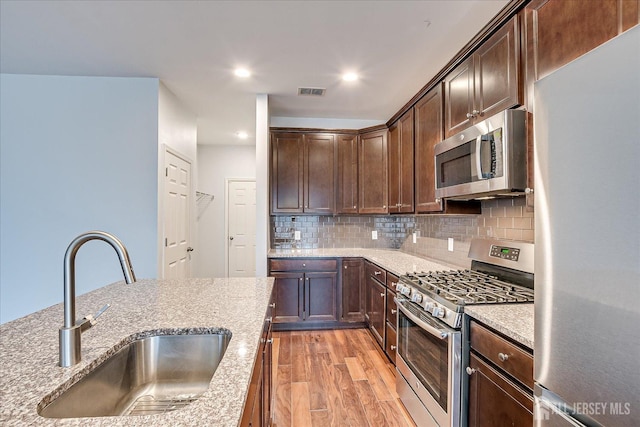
[271,328,416,427]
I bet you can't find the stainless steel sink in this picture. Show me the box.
[38,332,231,418]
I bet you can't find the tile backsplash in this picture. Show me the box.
[270,197,533,268]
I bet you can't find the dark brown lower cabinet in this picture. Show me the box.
[240,297,273,427]
[467,353,533,427]
[269,259,338,329]
[467,320,534,427]
[341,258,365,322]
[366,275,386,347]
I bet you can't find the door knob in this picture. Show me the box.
[186,247,194,252]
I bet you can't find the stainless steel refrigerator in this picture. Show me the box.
[533,25,640,426]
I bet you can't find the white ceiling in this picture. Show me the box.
[0,0,509,146]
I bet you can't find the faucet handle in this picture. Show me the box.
[79,304,111,331]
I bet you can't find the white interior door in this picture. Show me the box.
[164,150,191,279]
[227,180,256,277]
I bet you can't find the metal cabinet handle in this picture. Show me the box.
[390,345,396,351]
[302,263,306,267]
[266,338,274,344]
[472,109,481,116]
[374,271,381,276]
[186,247,194,252]
[344,265,348,269]
[353,205,356,209]
[391,282,397,288]
[466,113,474,119]
[269,303,276,308]
[391,309,397,314]
[229,236,234,241]
[266,317,273,323]
[466,367,477,375]
[498,352,509,362]
[380,293,385,297]
[383,205,387,209]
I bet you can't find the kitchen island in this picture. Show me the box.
[0,277,274,426]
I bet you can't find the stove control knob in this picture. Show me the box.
[411,292,423,304]
[401,286,411,296]
[424,301,434,312]
[432,306,445,318]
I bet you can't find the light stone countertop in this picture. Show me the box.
[0,277,274,427]
[464,304,534,349]
[268,248,534,349]
[268,248,460,277]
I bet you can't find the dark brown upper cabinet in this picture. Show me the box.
[270,132,336,214]
[270,132,303,213]
[358,129,389,214]
[388,110,414,214]
[523,0,639,112]
[336,133,359,214]
[414,85,481,215]
[414,85,444,213]
[444,16,521,138]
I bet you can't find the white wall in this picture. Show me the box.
[0,74,160,324]
[195,144,256,277]
[157,83,198,277]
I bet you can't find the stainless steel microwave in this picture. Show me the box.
[434,109,527,200]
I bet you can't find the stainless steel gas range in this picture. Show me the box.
[395,238,534,427]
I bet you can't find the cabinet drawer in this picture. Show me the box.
[365,261,386,283]
[386,273,399,292]
[269,258,337,272]
[386,289,397,329]
[470,320,533,389]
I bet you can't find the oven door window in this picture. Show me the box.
[398,310,449,411]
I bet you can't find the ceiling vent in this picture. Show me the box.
[298,87,326,96]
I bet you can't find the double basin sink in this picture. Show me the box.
[38,332,231,418]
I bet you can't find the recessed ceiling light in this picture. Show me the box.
[234,68,251,78]
[236,131,249,139]
[342,72,359,82]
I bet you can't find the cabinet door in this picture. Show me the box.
[369,277,386,346]
[341,258,364,322]
[444,56,474,137]
[474,16,520,120]
[398,110,415,213]
[272,272,304,323]
[387,123,400,213]
[262,325,272,427]
[389,111,415,214]
[336,134,359,214]
[414,85,444,213]
[304,133,336,214]
[358,129,388,214]
[385,322,397,365]
[270,133,303,213]
[467,353,533,427]
[305,272,338,322]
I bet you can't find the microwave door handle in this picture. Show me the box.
[475,135,485,180]
[395,297,449,340]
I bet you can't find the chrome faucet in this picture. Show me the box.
[59,231,136,367]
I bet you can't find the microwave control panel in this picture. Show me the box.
[490,245,520,261]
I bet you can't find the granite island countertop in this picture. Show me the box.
[0,277,274,427]
[268,248,534,349]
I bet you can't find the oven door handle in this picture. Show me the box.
[395,297,449,340]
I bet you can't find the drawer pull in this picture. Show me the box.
[498,352,509,362]
[266,338,274,344]
[269,303,276,308]
[391,309,397,314]
[390,345,396,351]
[466,367,477,376]
[374,271,381,275]
[380,293,385,298]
